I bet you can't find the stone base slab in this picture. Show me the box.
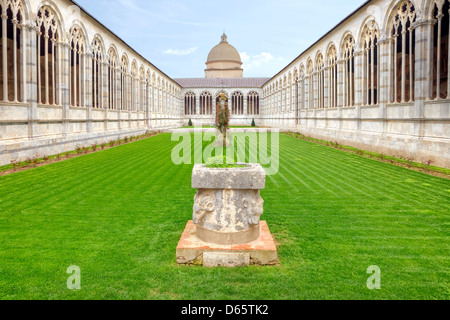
[176,221,278,267]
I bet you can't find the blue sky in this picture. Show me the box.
[76,0,366,78]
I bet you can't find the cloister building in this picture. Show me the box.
[0,0,449,168]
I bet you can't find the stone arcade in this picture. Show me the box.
[0,0,449,169]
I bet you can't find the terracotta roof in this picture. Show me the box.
[174,78,270,88]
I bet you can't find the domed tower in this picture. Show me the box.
[205,33,243,78]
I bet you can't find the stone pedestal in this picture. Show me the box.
[176,163,278,267]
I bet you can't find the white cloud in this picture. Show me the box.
[164,47,199,56]
[240,52,277,70]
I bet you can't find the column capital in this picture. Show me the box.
[413,18,435,28]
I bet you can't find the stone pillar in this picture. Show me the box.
[59,41,70,137]
[244,95,248,117]
[414,19,434,102]
[25,24,38,139]
[377,38,390,104]
[196,93,200,116]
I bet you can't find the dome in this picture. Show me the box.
[206,33,242,64]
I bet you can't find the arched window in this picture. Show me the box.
[139,67,145,112]
[231,91,244,115]
[185,92,196,115]
[1,0,25,103]
[430,0,450,99]
[200,92,213,115]
[107,48,117,110]
[342,35,355,107]
[362,20,379,105]
[299,65,305,110]
[92,37,103,109]
[293,69,299,113]
[36,6,61,106]
[316,53,325,108]
[306,59,314,109]
[389,1,416,103]
[342,34,355,107]
[69,26,86,107]
[146,70,151,113]
[327,46,338,108]
[121,55,128,110]
[131,61,137,112]
[151,74,156,113]
[247,91,259,115]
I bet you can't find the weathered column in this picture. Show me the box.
[60,41,71,137]
[413,19,434,102]
[25,24,38,139]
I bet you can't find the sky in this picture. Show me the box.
[75,0,366,79]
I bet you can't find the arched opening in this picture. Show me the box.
[327,46,338,108]
[247,91,260,115]
[306,60,313,109]
[121,56,128,111]
[107,48,117,110]
[316,54,325,109]
[389,1,416,103]
[231,91,243,115]
[362,20,379,105]
[92,38,103,109]
[185,92,196,115]
[431,0,450,99]
[69,26,86,107]
[0,1,24,103]
[200,92,213,115]
[342,34,355,107]
[36,6,61,106]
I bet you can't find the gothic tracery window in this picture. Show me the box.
[1,0,24,103]
[316,53,325,109]
[327,46,338,108]
[184,92,196,115]
[247,91,260,115]
[389,1,416,103]
[306,59,314,109]
[231,91,244,115]
[342,34,355,107]
[36,5,61,106]
[69,26,86,107]
[430,0,450,99]
[200,91,213,115]
[92,37,103,109]
[107,48,117,110]
[121,55,128,110]
[362,20,379,105]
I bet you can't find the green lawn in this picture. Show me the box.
[0,133,449,300]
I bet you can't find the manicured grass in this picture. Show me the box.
[0,133,449,300]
